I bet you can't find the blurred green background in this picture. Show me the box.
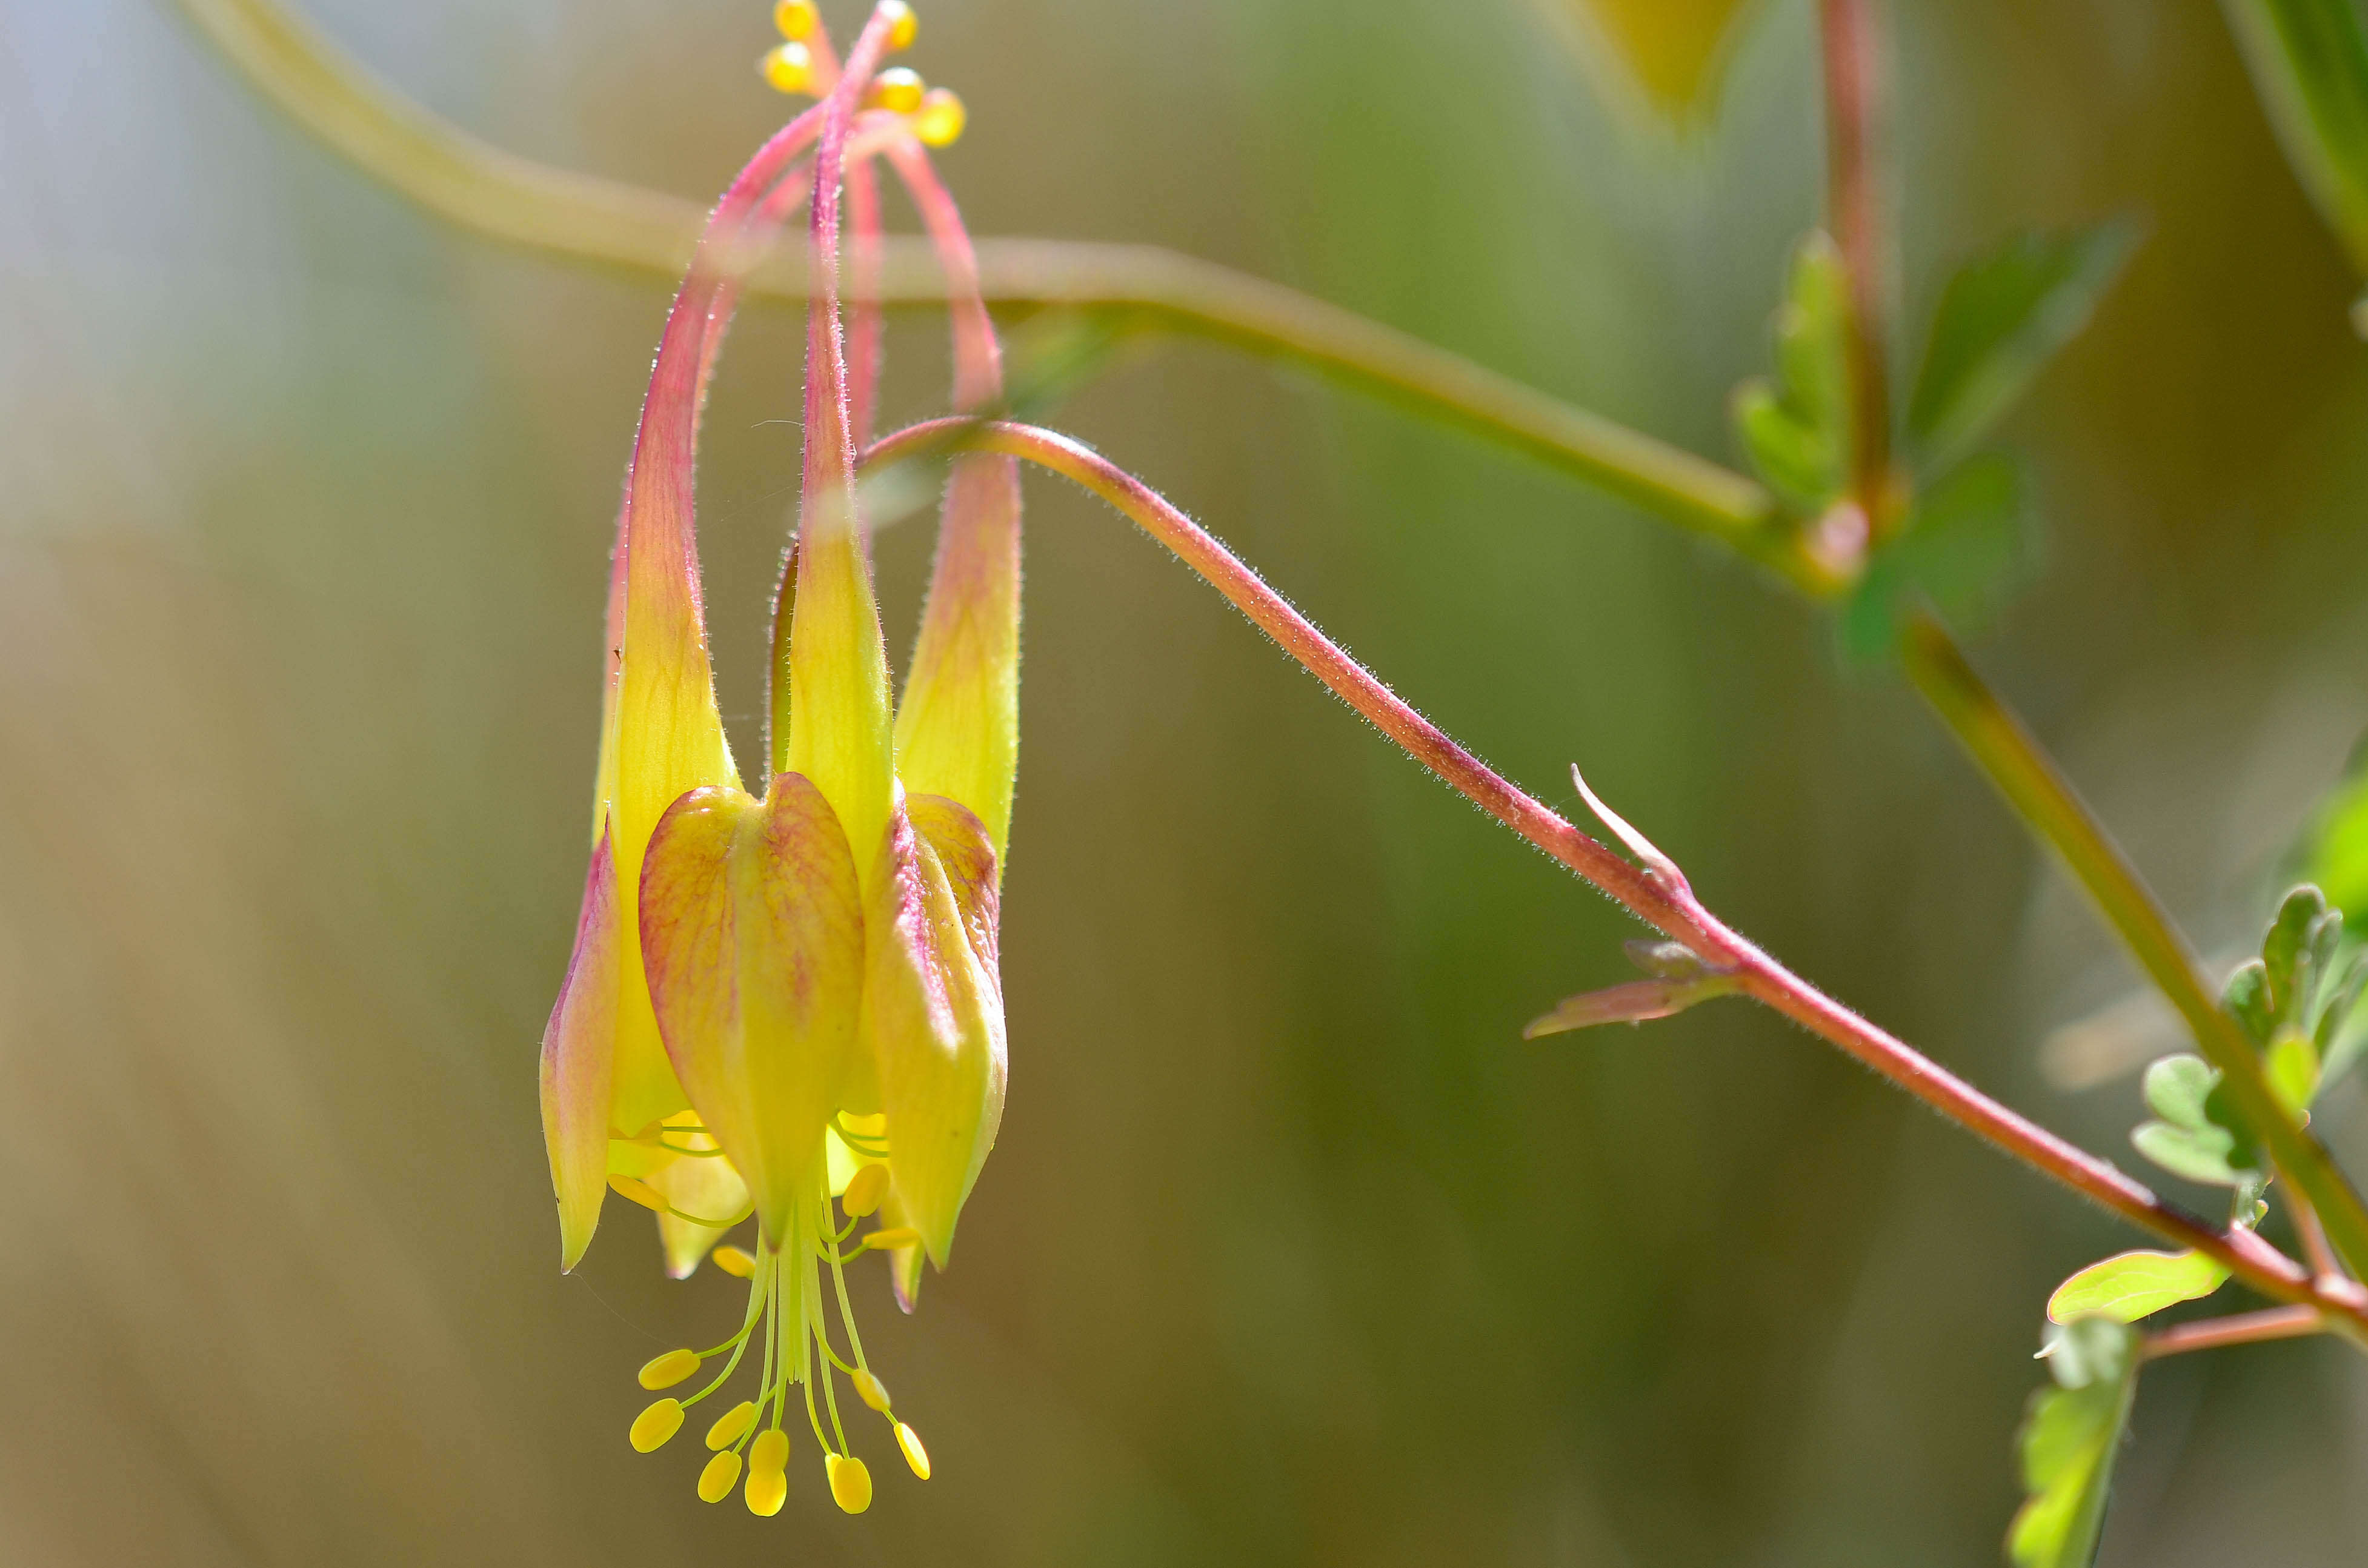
[4,0,2367,1562]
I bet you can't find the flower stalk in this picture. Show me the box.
[863,415,2368,1349]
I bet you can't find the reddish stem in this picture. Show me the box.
[1818,0,1894,535]
[859,415,2368,1348]
[2143,1306,2326,1360]
[845,156,885,447]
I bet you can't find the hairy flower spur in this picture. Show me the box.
[538,0,1013,1515]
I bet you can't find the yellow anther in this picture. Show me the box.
[711,1243,756,1278]
[853,1369,892,1412]
[841,1162,890,1218]
[637,1348,701,1390]
[895,1421,931,1480]
[913,87,966,148]
[697,1449,743,1503]
[866,67,925,115]
[773,0,817,38]
[706,1400,758,1450]
[629,1398,685,1453]
[744,1463,788,1517]
[761,41,816,96]
[750,1427,791,1475]
[879,0,917,50]
[828,1453,874,1514]
[863,1226,922,1252]
[608,1174,665,1212]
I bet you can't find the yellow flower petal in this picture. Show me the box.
[539,827,619,1273]
[863,791,1006,1266]
[640,776,867,1240]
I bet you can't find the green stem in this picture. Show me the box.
[166,0,1815,588]
[1900,613,2368,1279]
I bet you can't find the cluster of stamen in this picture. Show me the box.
[620,1118,927,1515]
[759,0,965,146]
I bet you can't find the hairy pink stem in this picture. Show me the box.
[859,416,2368,1346]
[845,156,885,447]
[610,106,824,656]
[882,136,1002,407]
[801,8,897,500]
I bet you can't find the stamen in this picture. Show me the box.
[744,1463,789,1517]
[762,41,818,95]
[774,0,818,38]
[638,1347,702,1389]
[861,1226,922,1252]
[827,1453,874,1513]
[750,1427,790,1473]
[841,1162,890,1218]
[697,1450,742,1503]
[894,1422,931,1480]
[879,0,917,51]
[629,1398,685,1452]
[711,1244,757,1278]
[913,87,965,148]
[706,1400,758,1449]
[865,67,925,115]
[853,1369,892,1413]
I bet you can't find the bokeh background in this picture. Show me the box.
[4,0,2367,1563]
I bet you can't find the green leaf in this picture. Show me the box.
[2301,743,2368,914]
[2132,1053,2259,1185]
[2047,1249,2229,1324]
[2266,1031,2322,1115]
[2223,960,2275,1046]
[2130,1122,2246,1186]
[2221,0,2368,286]
[1731,231,1851,513]
[2263,885,2329,1026]
[1906,222,2140,474]
[1836,453,2033,661]
[2010,1318,2140,1568]
[2141,1053,2216,1126]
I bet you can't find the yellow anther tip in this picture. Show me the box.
[853,1369,892,1413]
[773,0,818,38]
[744,1463,788,1517]
[880,0,917,50]
[761,41,816,96]
[710,1243,757,1278]
[841,1162,890,1219]
[864,1225,922,1252]
[914,87,965,148]
[629,1398,685,1453]
[896,1422,931,1480]
[866,67,926,115]
[697,1449,743,1504]
[637,1347,702,1390]
[827,1453,874,1514]
[706,1400,758,1450]
[750,1427,791,1475]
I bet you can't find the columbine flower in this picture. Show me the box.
[539,0,1010,1515]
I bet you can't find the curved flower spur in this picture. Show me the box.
[537,0,1010,1517]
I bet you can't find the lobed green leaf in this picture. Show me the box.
[1731,231,1851,514]
[1906,222,2139,476]
[2010,1318,2140,1568]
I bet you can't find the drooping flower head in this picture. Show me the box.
[537,0,1014,1515]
